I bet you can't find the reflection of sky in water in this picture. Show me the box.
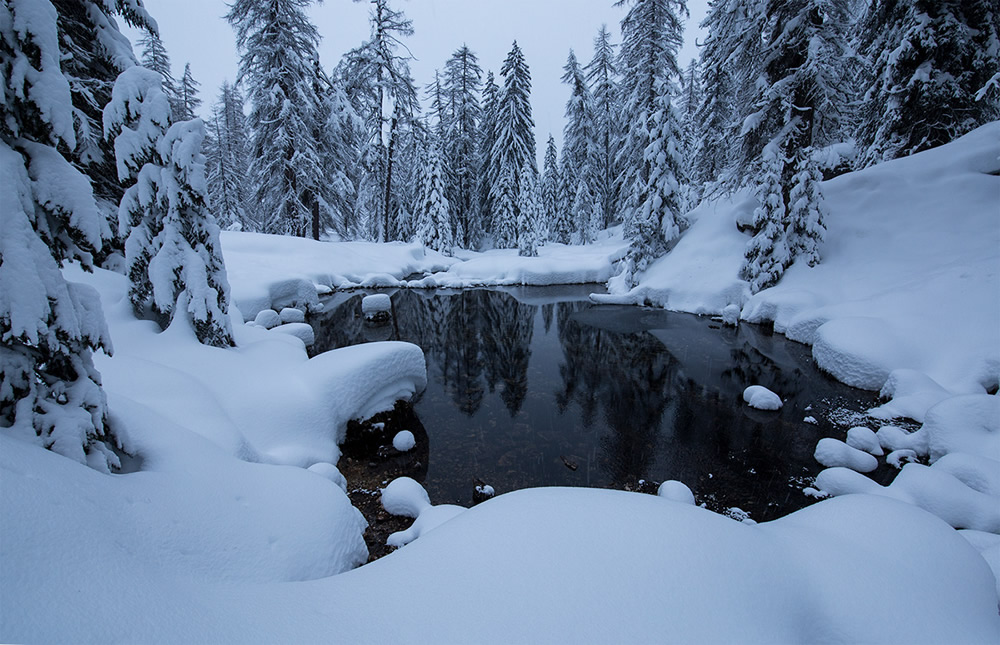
[312,287,880,522]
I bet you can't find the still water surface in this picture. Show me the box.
[311,286,880,522]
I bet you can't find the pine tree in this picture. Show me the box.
[137,30,181,120]
[415,145,454,255]
[787,149,826,266]
[540,135,561,243]
[443,45,483,249]
[477,71,500,243]
[856,0,1000,166]
[517,164,541,257]
[490,41,537,249]
[585,24,620,227]
[104,67,234,347]
[678,59,701,173]
[176,63,202,122]
[741,143,790,292]
[616,0,688,280]
[317,74,362,240]
[206,81,251,231]
[50,0,155,260]
[1,0,120,469]
[560,49,600,245]
[228,0,328,237]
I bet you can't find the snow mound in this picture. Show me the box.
[742,385,783,410]
[279,307,305,324]
[812,317,912,390]
[253,309,281,329]
[307,462,348,493]
[657,480,696,505]
[381,477,431,518]
[392,430,415,452]
[814,438,879,473]
[922,394,1000,462]
[362,293,392,315]
[877,425,928,454]
[846,426,884,456]
[272,322,315,346]
[870,369,952,422]
[887,450,919,469]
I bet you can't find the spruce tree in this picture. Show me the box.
[490,41,536,249]
[227,0,328,237]
[176,63,202,122]
[1,0,120,469]
[137,30,181,120]
[415,145,454,255]
[517,164,541,257]
[741,143,790,293]
[856,0,1000,166]
[585,24,620,227]
[540,135,561,243]
[443,45,483,249]
[560,49,599,245]
[206,81,252,231]
[104,67,234,347]
[478,71,500,243]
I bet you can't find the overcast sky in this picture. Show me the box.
[122,0,708,157]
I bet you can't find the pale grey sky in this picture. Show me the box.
[122,0,708,156]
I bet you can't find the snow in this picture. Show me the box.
[814,438,879,473]
[846,426,884,456]
[271,322,315,347]
[657,480,696,505]
[379,477,466,548]
[392,430,415,452]
[361,293,391,315]
[253,308,280,329]
[887,449,919,469]
[279,307,306,323]
[742,385,783,410]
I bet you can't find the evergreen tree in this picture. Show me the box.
[443,45,483,249]
[540,135,561,243]
[678,59,701,171]
[104,67,234,347]
[740,143,790,292]
[585,24,620,227]
[856,0,1000,166]
[616,0,688,281]
[490,41,536,249]
[477,71,500,243]
[737,0,852,289]
[318,74,362,240]
[1,0,120,469]
[560,49,600,245]
[787,150,826,266]
[415,145,454,255]
[345,0,419,242]
[51,0,154,259]
[517,163,541,257]
[227,0,327,237]
[206,81,252,231]
[176,63,202,122]
[137,30,181,119]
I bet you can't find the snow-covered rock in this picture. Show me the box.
[657,480,696,505]
[742,385,783,411]
[814,438,879,473]
[307,462,348,493]
[887,450,919,469]
[392,430,415,452]
[846,426,884,456]
[721,303,740,327]
[362,293,392,317]
[922,394,1000,463]
[279,307,306,324]
[812,317,912,391]
[877,425,928,454]
[271,322,315,346]
[381,477,431,518]
[253,309,281,329]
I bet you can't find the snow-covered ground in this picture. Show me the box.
[3,126,1000,642]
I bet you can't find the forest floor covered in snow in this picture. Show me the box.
[2,126,999,643]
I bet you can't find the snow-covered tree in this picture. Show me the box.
[741,143,790,292]
[51,0,154,258]
[585,24,620,227]
[344,0,419,242]
[104,67,234,348]
[517,164,542,257]
[137,30,181,119]
[560,49,600,245]
[678,58,701,171]
[228,0,328,237]
[414,145,454,255]
[540,135,561,243]
[206,81,252,231]
[616,0,688,280]
[443,45,483,249]
[856,0,1000,166]
[317,74,362,240]
[1,0,120,469]
[490,41,537,249]
[787,149,826,266]
[176,62,201,122]
[477,71,500,243]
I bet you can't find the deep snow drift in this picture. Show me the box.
[2,126,1000,642]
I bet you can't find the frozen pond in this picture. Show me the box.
[311,286,885,522]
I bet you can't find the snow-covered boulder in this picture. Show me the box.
[657,480,696,505]
[812,317,913,391]
[887,450,919,469]
[721,304,740,327]
[922,394,1000,463]
[307,462,348,493]
[272,322,315,347]
[743,385,783,411]
[392,430,415,452]
[381,477,464,548]
[362,294,392,322]
[846,427,884,456]
[253,309,281,329]
[279,307,306,324]
[814,438,878,473]
[877,425,928,455]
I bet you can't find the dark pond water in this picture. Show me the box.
[311,286,884,523]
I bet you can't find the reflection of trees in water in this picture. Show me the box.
[554,302,681,487]
[480,291,534,416]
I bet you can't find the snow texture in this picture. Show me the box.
[392,430,415,452]
[657,480,696,505]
